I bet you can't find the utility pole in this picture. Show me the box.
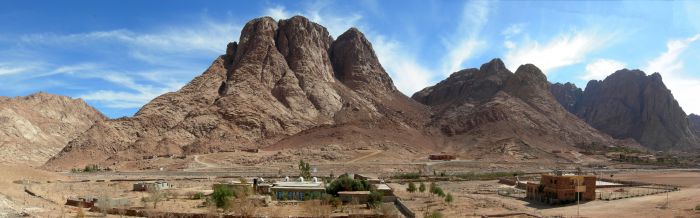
[577,179,580,217]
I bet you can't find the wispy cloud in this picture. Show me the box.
[20,19,240,62]
[262,3,362,38]
[644,34,700,114]
[371,35,433,95]
[581,59,627,81]
[264,5,292,21]
[3,18,239,113]
[504,30,613,74]
[441,0,490,75]
[0,63,34,76]
[78,70,185,109]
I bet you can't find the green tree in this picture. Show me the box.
[445,193,453,204]
[419,182,426,193]
[407,182,417,193]
[325,174,371,196]
[429,182,436,196]
[211,186,234,208]
[299,160,311,179]
[367,191,384,207]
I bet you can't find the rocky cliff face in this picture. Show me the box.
[412,59,616,162]
[690,114,700,136]
[551,69,698,150]
[0,93,105,166]
[550,82,582,112]
[46,16,432,169]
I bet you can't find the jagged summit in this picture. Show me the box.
[411,59,618,162]
[45,15,431,170]
[551,69,699,150]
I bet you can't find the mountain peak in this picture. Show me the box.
[329,26,397,96]
[479,58,507,73]
[553,68,699,150]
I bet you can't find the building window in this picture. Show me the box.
[300,192,305,200]
[277,192,283,200]
[288,192,293,200]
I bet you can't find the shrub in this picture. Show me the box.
[211,186,234,208]
[83,164,101,172]
[419,183,426,193]
[191,192,205,200]
[368,191,384,207]
[445,193,453,204]
[695,204,700,211]
[424,211,444,218]
[391,172,421,179]
[407,182,416,193]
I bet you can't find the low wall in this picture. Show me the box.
[394,199,415,218]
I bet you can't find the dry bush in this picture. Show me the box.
[303,200,332,218]
[226,197,258,218]
[377,203,400,218]
[269,206,287,218]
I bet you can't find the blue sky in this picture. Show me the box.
[1,1,699,118]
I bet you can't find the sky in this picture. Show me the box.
[1,0,699,118]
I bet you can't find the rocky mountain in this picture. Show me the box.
[46,16,432,170]
[690,114,700,136]
[549,82,582,112]
[0,92,105,166]
[551,69,699,150]
[412,59,617,162]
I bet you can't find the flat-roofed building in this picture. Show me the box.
[133,181,171,192]
[526,174,596,204]
[271,177,326,201]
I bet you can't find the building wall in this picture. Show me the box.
[271,188,325,201]
[527,175,596,204]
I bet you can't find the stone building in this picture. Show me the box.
[526,174,596,204]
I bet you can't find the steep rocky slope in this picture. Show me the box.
[551,70,698,150]
[46,16,432,169]
[412,59,617,162]
[550,82,582,112]
[690,114,700,136]
[0,93,105,166]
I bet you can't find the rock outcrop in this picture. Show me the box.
[690,114,700,136]
[550,82,582,112]
[0,92,105,166]
[46,16,432,169]
[551,69,698,150]
[412,59,617,162]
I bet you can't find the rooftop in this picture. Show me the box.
[273,181,324,188]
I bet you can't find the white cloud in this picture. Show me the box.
[441,0,490,75]
[0,64,32,76]
[645,34,700,74]
[644,34,700,114]
[80,72,184,109]
[9,19,238,111]
[261,4,362,38]
[504,31,608,74]
[502,23,525,37]
[264,5,292,20]
[581,59,626,80]
[80,90,160,109]
[20,19,240,61]
[371,35,433,95]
